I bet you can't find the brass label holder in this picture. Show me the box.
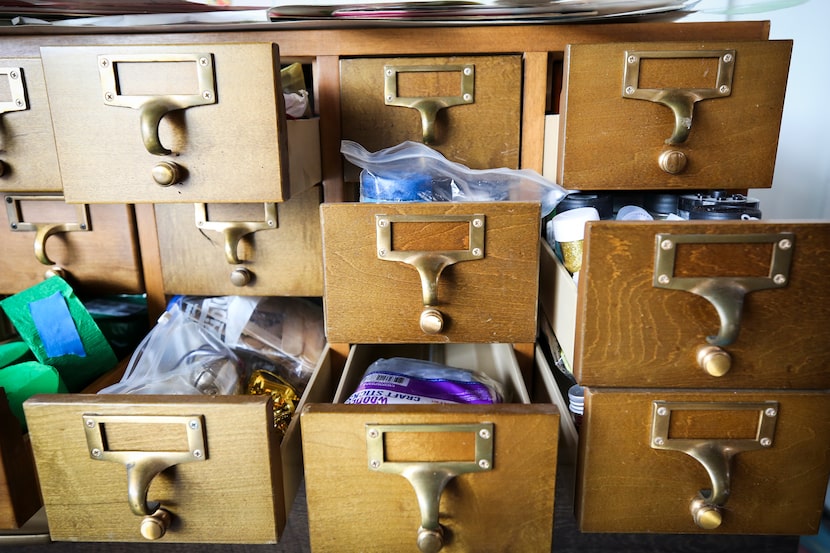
[83,414,207,540]
[366,422,494,553]
[650,401,778,529]
[376,213,485,334]
[653,232,794,347]
[384,64,475,144]
[5,193,91,267]
[98,52,216,156]
[622,49,735,145]
[195,202,278,287]
[0,67,27,115]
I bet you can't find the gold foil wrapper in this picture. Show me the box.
[559,239,584,274]
[247,369,301,437]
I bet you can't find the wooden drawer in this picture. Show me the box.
[321,201,540,343]
[340,55,522,180]
[0,194,144,296]
[576,388,830,534]
[0,390,40,531]
[22,344,337,544]
[539,221,830,389]
[155,184,323,296]
[557,40,792,190]
[302,342,559,553]
[40,43,319,204]
[0,60,62,193]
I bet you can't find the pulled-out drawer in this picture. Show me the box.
[40,43,320,204]
[1,194,143,296]
[321,202,540,343]
[340,55,521,179]
[0,389,40,531]
[22,344,337,544]
[539,221,830,389]
[576,388,830,534]
[0,60,62,193]
[302,342,559,553]
[557,40,792,190]
[155,184,323,296]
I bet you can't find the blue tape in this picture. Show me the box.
[28,291,87,358]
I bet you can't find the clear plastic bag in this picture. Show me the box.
[344,357,506,405]
[99,303,242,395]
[341,140,567,217]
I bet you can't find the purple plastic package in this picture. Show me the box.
[344,357,504,405]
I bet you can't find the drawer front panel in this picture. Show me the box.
[155,185,323,296]
[340,55,522,179]
[559,40,791,189]
[321,202,540,343]
[40,43,294,204]
[304,343,557,552]
[0,194,144,296]
[573,221,830,389]
[0,59,62,193]
[576,388,830,534]
[24,395,285,543]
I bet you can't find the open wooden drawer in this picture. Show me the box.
[302,342,559,553]
[539,221,830,390]
[21,343,338,544]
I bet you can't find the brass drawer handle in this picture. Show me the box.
[384,64,475,144]
[83,414,208,540]
[623,49,734,146]
[653,232,794,349]
[98,53,216,156]
[5,193,91,268]
[651,401,778,529]
[366,423,494,553]
[194,202,278,285]
[376,213,485,334]
[0,67,27,115]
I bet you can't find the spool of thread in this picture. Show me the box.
[568,384,584,430]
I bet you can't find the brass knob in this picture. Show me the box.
[417,527,444,553]
[419,308,444,335]
[658,150,688,175]
[230,267,252,287]
[151,161,182,187]
[140,508,172,540]
[691,498,722,530]
[44,266,66,280]
[697,345,732,377]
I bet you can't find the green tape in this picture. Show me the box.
[0,276,117,392]
[0,361,68,432]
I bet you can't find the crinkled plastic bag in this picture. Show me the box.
[99,303,242,395]
[344,357,506,405]
[341,140,567,217]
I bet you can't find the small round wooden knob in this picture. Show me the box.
[230,267,252,287]
[419,308,444,335]
[658,150,688,175]
[140,508,171,540]
[697,345,732,377]
[151,161,182,187]
[417,527,444,553]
